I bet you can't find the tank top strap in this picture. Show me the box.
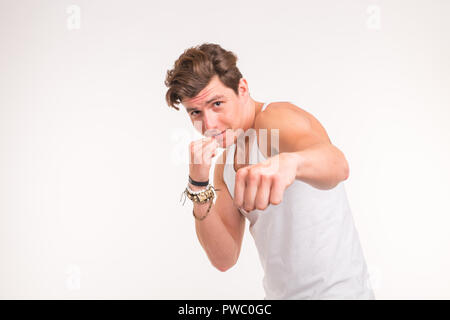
[261,101,270,112]
[249,102,271,164]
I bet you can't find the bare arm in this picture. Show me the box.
[256,102,349,190]
[193,150,246,271]
[287,143,349,190]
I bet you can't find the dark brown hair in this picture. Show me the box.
[164,43,243,110]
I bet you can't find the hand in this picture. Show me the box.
[234,152,297,212]
[189,136,220,182]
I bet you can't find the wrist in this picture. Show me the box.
[188,175,209,187]
[282,151,304,180]
[188,182,208,191]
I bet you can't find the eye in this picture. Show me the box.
[213,101,223,107]
[190,111,200,117]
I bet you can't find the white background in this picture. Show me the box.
[1,0,449,299]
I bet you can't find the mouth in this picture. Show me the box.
[211,130,226,137]
[211,130,229,145]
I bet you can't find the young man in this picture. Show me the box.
[165,43,375,299]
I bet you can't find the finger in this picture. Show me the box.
[234,167,248,208]
[191,137,211,149]
[243,168,260,212]
[191,137,215,153]
[254,174,271,210]
[202,141,219,163]
[191,144,205,164]
[191,139,218,164]
[203,137,219,154]
[190,140,205,164]
[269,175,284,205]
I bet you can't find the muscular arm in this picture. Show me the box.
[289,143,349,189]
[255,102,349,190]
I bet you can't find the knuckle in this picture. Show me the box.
[244,205,253,212]
[256,203,266,210]
[272,172,281,181]
[236,169,245,179]
[248,171,259,182]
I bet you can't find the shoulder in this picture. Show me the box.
[255,101,313,131]
[254,101,331,152]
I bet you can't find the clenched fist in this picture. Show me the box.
[234,152,298,212]
[189,136,220,182]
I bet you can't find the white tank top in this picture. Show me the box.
[222,102,375,299]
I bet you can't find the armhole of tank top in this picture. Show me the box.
[223,144,236,181]
[226,144,236,166]
[222,145,239,202]
[253,102,270,161]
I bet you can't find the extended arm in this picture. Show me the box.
[256,103,349,190]
[286,142,349,190]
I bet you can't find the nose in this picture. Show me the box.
[202,110,220,137]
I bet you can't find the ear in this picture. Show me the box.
[238,78,249,97]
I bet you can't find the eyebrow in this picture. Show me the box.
[185,94,225,112]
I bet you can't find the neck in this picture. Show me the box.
[243,98,263,131]
[233,98,264,166]
[233,98,263,148]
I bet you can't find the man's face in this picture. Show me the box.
[182,75,247,148]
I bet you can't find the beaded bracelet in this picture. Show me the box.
[180,183,221,221]
[181,183,216,204]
